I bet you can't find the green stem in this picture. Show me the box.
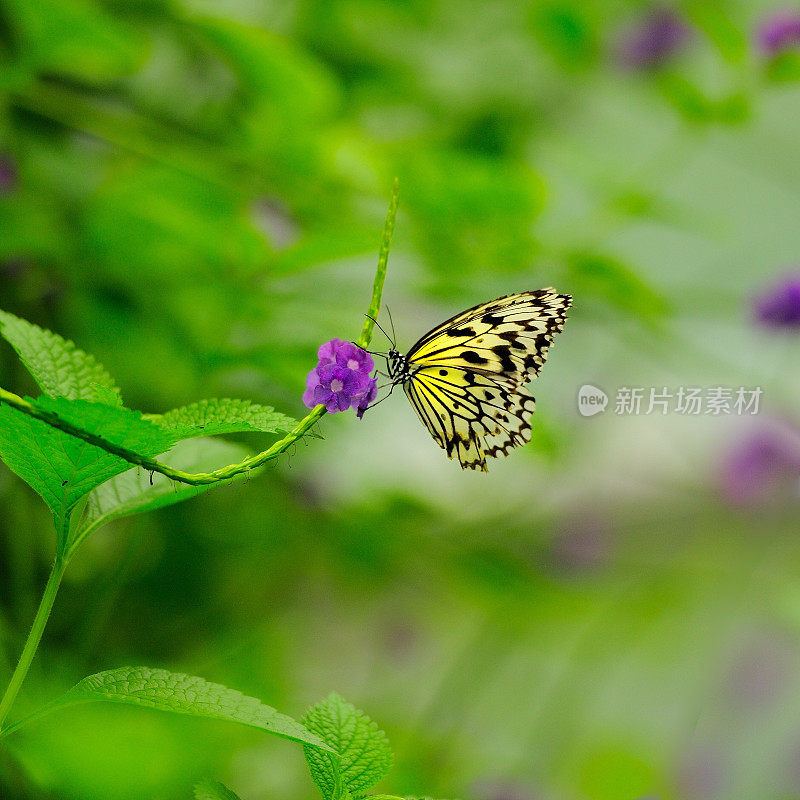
[358,178,399,348]
[0,555,67,733]
[0,386,326,486]
[0,179,399,489]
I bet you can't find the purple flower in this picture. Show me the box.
[314,338,375,371]
[302,338,378,416]
[316,338,344,366]
[355,377,378,419]
[0,154,17,195]
[754,273,800,329]
[302,367,322,408]
[616,7,691,69]
[312,363,368,413]
[335,339,374,374]
[757,11,800,56]
[719,419,800,506]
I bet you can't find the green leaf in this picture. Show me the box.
[0,309,121,403]
[91,384,124,408]
[566,251,670,322]
[656,73,714,124]
[766,52,800,83]
[23,667,332,750]
[82,163,268,285]
[0,397,174,534]
[3,0,146,81]
[194,779,244,800]
[154,398,297,440]
[529,2,599,71]
[302,693,392,800]
[189,15,339,123]
[685,4,747,65]
[403,149,545,279]
[74,438,254,548]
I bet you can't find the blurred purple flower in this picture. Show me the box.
[472,779,538,800]
[549,513,611,576]
[719,420,800,506]
[251,196,299,249]
[303,338,378,416]
[616,7,691,69]
[0,154,17,195]
[757,11,800,56]
[754,273,800,329]
[676,747,724,800]
[727,630,795,710]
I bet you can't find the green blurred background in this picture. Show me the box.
[3,0,800,798]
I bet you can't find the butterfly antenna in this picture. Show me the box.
[353,342,386,359]
[364,314,395,348]
[385,305,397,348]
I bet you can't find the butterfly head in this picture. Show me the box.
[386,348,408,383]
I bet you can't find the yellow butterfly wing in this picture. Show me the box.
[404,368,536,471]
[406,289,571,384]
[402,290,571,471]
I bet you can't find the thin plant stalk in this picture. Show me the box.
[0,180,399,489]
[0,181,399,735]
[0,555,67,732]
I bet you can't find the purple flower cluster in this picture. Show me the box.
[303,338,378,418]
[753,273,800,329]
[719,419,800,506]
[757,11,800,56]
[616,7,691,69]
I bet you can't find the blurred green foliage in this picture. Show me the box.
[3,0,800,799]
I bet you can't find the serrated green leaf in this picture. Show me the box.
[27,667,332,750]
[91,383,124,408]
[74,438,254,548]
[0,397,174,535]
[154,398,296,439]
[0,309,121,403]
[194,779,244,800]
[302,693,392,800]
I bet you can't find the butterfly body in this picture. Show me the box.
[386,290,571,472]
[386,348,414,384]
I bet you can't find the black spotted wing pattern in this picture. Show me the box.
[399,290,571,472]
[406,289,570,384]
[404,368,536,471]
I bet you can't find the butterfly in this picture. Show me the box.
[372,290,571,472]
